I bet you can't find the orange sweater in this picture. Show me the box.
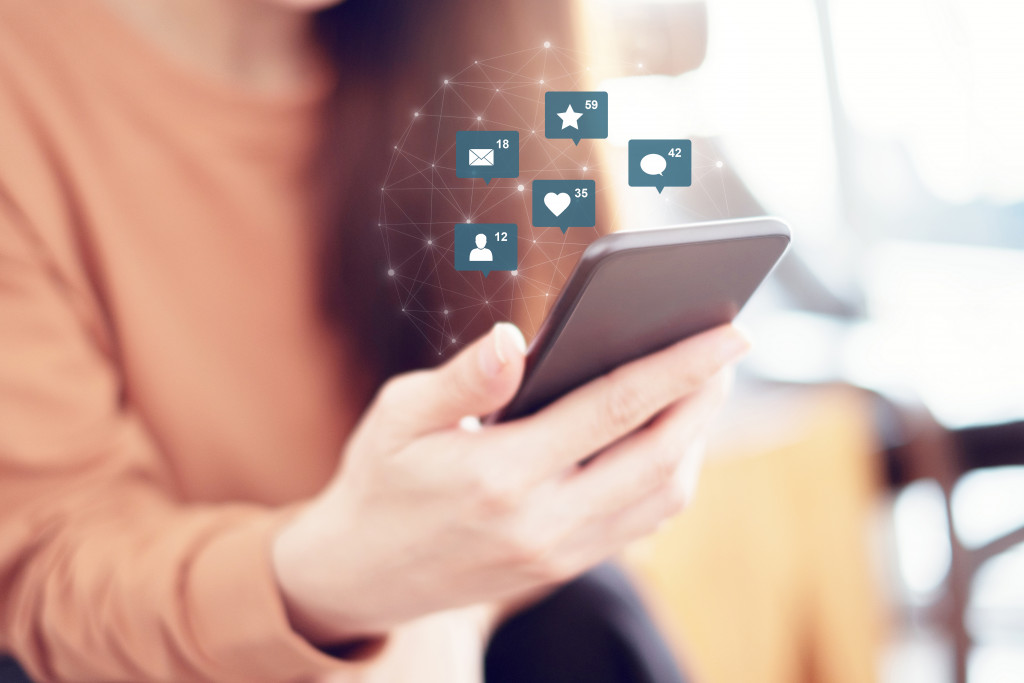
[0,3,461,681]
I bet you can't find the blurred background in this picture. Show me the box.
[574,1,1024,682]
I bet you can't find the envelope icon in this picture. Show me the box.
[469,148,494,166]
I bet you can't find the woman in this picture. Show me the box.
[0,0,747,681]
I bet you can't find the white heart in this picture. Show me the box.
[543,192,571,217]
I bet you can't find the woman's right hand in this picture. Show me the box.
[272,321,748,647]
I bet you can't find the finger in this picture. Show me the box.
[560,368,730,516]
[542,453,697,579]
[506,324,747,482]
[369,322,526,440]
[594,430,717,560]
[600,452,698,546]
[511,384,724,583]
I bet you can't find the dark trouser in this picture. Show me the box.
[485,563,687,683]
[0,565,685,683]
[0,658,29,683]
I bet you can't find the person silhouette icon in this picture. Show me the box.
[468,233,493,262]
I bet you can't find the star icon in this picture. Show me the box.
[557,104,583,130]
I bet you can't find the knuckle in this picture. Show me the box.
[375,374,413,411]
[678,361,714,393]
[527,550,570,584]
[687,349,727,389]
[600,377,650,433]
[501,525,545,563]
[502,527,566,582]
[448,361,482,406]
[472,469,523,515]
[645,445,681,488]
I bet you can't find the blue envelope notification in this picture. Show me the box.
[628,139,691,193]
[453,223,517,276]
[456,131,519,184]
[531,180,596,233]
[544,91,608,145]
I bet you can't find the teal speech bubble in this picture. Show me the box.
[628,139,691,193]
[531,180,596,233]
[545,92,608,146]
[453,223,517,276]
[456,131,519,184]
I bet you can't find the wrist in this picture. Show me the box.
[271,498,384,647]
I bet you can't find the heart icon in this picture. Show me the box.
[543,192,571,217]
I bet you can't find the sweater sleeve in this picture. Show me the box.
[0,197,372,682]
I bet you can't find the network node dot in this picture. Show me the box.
[716,161,724,168]
[377,49,637,343]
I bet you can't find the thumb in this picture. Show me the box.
[377,322,527,440]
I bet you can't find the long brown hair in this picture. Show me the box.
[312,0,587,395]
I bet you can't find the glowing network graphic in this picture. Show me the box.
[377,44,733,357]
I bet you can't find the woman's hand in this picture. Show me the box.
[272,322,747,646]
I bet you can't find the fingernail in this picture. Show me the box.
[496,322,527,358]
[479,323,526,378]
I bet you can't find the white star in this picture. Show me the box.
[557,104,583,130]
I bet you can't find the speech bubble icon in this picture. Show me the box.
[640,153,667,176]
[628,139,691,194]
[456,131,520,185]
[531,180,596,233]
[453,223,518,276]
[545,92,608,146]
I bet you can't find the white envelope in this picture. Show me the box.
[469,148,494,166]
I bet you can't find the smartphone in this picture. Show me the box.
[491,216,790,422]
